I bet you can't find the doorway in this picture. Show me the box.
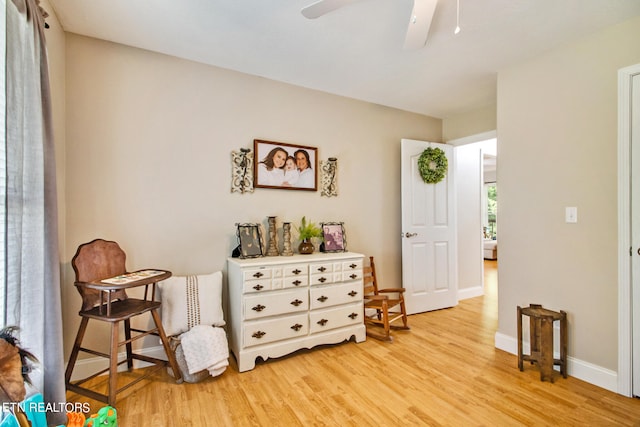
[400,139,458,314]
[450,132,497,300]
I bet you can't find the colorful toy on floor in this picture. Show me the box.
[84,406,117,427]
[66,411,86,427]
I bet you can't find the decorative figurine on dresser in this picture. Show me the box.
[226,252,366,372]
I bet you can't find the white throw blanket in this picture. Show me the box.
[179,324,229,376]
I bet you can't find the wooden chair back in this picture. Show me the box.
[363,256,379,297]
[72,238,128,311]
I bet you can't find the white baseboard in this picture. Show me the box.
[494,332,618,393]
[458,285,484,300]
[68,345,168,382]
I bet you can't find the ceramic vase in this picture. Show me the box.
[298,239,315,255]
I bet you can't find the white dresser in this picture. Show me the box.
[227,252,366,372]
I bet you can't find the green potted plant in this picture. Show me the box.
[295,216,323,254]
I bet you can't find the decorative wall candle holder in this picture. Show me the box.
[231,148,254,194]
[320,157,338,197]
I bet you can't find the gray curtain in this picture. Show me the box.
[4,0,66,424]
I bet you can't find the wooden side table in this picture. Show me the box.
[517,304,567,382]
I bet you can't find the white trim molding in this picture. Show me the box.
[617,63,640,397]
[495,332,618,393]
[458,285,484,300]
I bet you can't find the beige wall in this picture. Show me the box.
[442,104,496,142]
[61,35,441,357]
[497,15,640,371]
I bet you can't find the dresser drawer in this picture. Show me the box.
[272,264,309,289]
[340,269,362,282]
[243,268,272,281]
[243,279,272,293]
[310,272,335,286]
[309,281,363,310]
[282,275,309,289]
[342,259,363,272]
[283,264,308,277]
[309,261,334,275]
[244,288,308,320]
[309,303,363,334]
[243,313,309,347]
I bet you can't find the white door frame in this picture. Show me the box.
[617,63,640,397]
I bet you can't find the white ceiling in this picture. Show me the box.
[46,0,640,119]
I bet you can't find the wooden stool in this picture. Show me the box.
[517,304,567,382]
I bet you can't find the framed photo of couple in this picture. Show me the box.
[321,222,346,253]
[253,139,318,191]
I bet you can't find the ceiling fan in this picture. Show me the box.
[301,0,439,50]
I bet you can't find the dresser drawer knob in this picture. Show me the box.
[291,323,303,332]
[291,299,303,307]
[317,266,327,272]
[318,277,327,283]
[348,312,359,319]
[292,269,302,275]
[349,263,357,269]
[253,284,264,291]
[317,295,328,303]
[317,319,328,326]
[252,331,266,339]
[292,280,301,286]
[252,304,266,312]
[253,272,264,278]
[348,290,358,297]
[350,274,358,279]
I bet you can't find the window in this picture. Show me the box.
[483,183,497,239]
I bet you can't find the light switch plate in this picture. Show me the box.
[565,207,578,223]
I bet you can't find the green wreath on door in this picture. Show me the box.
[418,147,448,184]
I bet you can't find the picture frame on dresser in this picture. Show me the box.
[236,223,264,259]
[321,222,346,253]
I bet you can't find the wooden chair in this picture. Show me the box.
[65,239,182,405]
[363,256,410,341]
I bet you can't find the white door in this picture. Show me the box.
[401,139,458,314]
[631,72,640,396]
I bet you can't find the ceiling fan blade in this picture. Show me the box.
[403,0,438,50]
[301,0,361,19]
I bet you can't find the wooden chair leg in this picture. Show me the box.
[560,310,568,378]
[151,310,182,382]
[517,306,523,371]
[400,298,410,329]
[65,317,89,384]
[108,322,119,406]
[382,300,391,340]
[124,319,134,371]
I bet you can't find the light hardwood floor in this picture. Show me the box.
[66,260,640,426]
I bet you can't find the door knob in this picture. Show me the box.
[404,232,418,238]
